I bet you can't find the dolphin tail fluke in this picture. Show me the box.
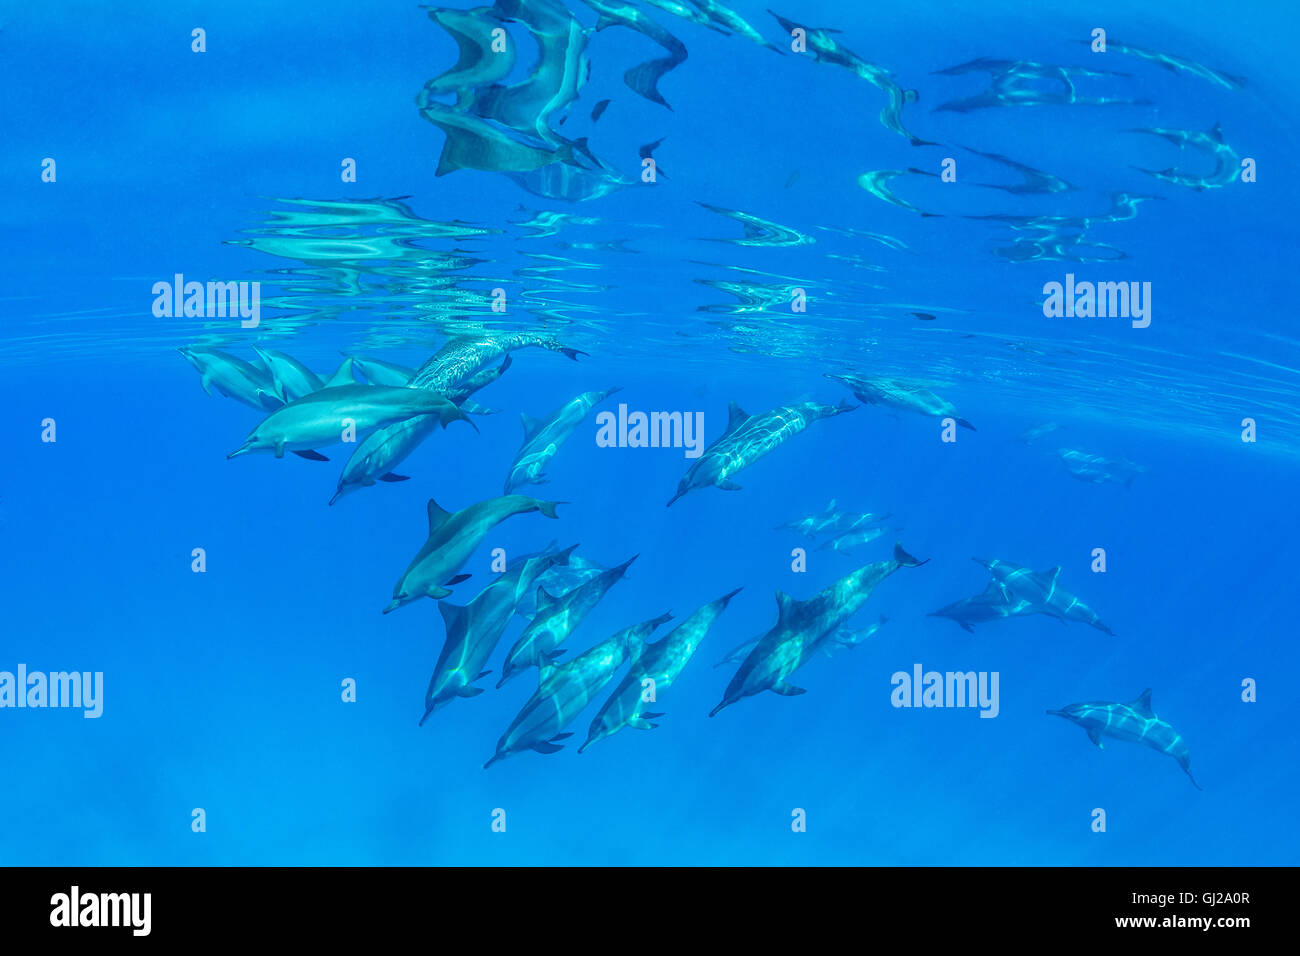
[536,500,564,519]
[956,417,977,431]
[893,543,928,567]
[560,347,587,361]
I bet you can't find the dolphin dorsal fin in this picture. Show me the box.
[1133,688,1154,713]
[426,499,453,534]
[535,586,558,613]
[775,589,797,622]
[724,401,750,433]
[1035,566,1062,584]
[520,412,545,441]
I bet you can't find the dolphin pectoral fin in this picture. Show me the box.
[292,449,330,461]
[428,586,453,600]
[717,480,743,491]
[772,682,806,696]
[274,442,286,459]
[640,712,665,720]
[444,573,472,587]
[960,622,974,633]
[532,741,564,754]
[474,670,492,681]
[629,717,658,730]
[956,417,977,431]
[1086,728,1105,749]
[543,649,566,662]
[551,732,574,741]
[457,686,485,698]
[199,374,214,396]
[378,472,410,482]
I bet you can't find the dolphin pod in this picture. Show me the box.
[711,544,928,716]
[580,587,742,752]
[667,399,856,506]
[485,611,672,767]
[387,495,563,613]
[498,553,637,685]
[1049,689,1201,789]
[971,557,1115,635]
[422,546,577,725]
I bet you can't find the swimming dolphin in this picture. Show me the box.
[1091,38,1245,90]
[1058,448,1146,487]
[504,386,621,492]
[227,385,473,460]
[667,399,856,506]
[408,332,584,391]
[711,543,927,716]
[1016,421,1060,445]
[777,500,891,539]
[484,611,671,767]
[973,557,1115,635]
[178,346,284,411]
[959,145,1075,194]
[817,526,895,555]
[348,354,417,386]
[826,372,975,430]
[928,581,1036,633]
[444,354,511,410]
[715,614,886,668]
[1049,689,1201,789]
[767,10,932,145]
[932,57,1145,112]
[421,546,576,725]
[252,346,324,403]
[580,587,741,752]
[498,554,636,685]
[687,0,781,52]
[385,494,562,613]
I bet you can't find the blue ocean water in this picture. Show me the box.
[2,0,1298,866]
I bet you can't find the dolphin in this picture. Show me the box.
[932,58,1146,112]
[386,494,563,613]
[421,546,576,725]
[826,372,975,430]
[581,587,741,752]
[408,332,584,391]
[420,5,516,105]
[504,386,621,492]
[667,399,856,506]
[252,346,324,403]
[348,354,417,386]
[973,557,1115,635]
[959,145,1075,194]
[715,614,886,668]
[178,346,284,411]
[687,0,781,52]
[227,385,474,460]
[1058,448,1145,487]
[643,0,727,33]
[777,500,891,538]
[419,98,577,177]
[817,526,894,555]
[484,611,671,767]
[711,543,927,716]
[1016,421,1060,445]
[322,356,358,388]
[1093,39,1245,90]
[444,354,511,410]
[928,581,1036,633]
[767,10,932,145]
[1048,689,1202,789]
[498,555,636,685]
